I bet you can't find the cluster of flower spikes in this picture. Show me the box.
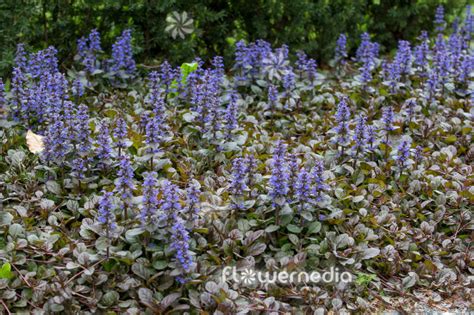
[96,120,113,162]
[113,116,128,156]
[355,32,380,86]
[185,180,201,223]
[154,60,179,97]
[329,94,411,165]
[109,29,136,75]
[295,50,317,82]
[10,44,64,126]
[233,39,272,82]
[161,180,194,275]
[224,90,240,139]
[77,29,102,73]
[269,141,291,205]
[132,172,197,279]
[352,114,368,157]
[115,155,135,215]
[385,40,412,93]
[6,45,90,166]
[189,64,222,135]
[335,33,348,65]
[396,139,412,171]
[265,142,329,211]
[333,97,351,147]
[143,72,169,153]
[98,191,118,233]
[229,157,248,209]
[372,5,473,99]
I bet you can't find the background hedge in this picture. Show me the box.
[0,0,468,77]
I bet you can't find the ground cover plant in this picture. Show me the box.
[0,4,472,314]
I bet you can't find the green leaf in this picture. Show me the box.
[152,260,168,270]
[287,224,302,234]
[176,62,199,86]
[101,291,120,306]
[307,221,321,234]
[0,263,14,280]
[288,234,299,245]
[445,135,457,144]
[8,223,23,238]
[265,225,280,233]
[355,272,377,286]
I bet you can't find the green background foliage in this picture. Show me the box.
[0,0,468,77]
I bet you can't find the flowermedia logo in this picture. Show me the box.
[221,266,353,286]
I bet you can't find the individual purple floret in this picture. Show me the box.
[28,46,59,78]
[448,35,463,78]
[306,58,318,83]
[269,141,290,204]
[360,61,373,86]
[89,29,102,51]
[158,60,176,94]
[414,145,423,164]
[110,29,136,75]
[287,153,299,195]
[382,106,395,134]
[14,44,28,71]
[334,97,351,146]
[356,33,371,63]
[73,104,92,155]
[185,181,201,223]
[159,180,182,225]
[10,67,26,121]
[414,31,430,71]
[0,78,5,115]
[245,154,258,188]
[426,70,439,100]
[170,220,193,272]
[352,114,368,156]
[435,5,445,33]
[268,84,278,110]
[77,29,102,73]
[96,121,113,161]
[294,167,312,206]
[458,54,473,83]
[42,115,71,164]
[296,51,309,73]
[72,79,84,97]
[224,90,239,139]
[140,171,159,225]
[366,125,377,153]
[144,112,162,154]
[97,191,117,231]
[295,51,317,82]
[71,157,87,180]
[404,99,416,122]
[230,157,248,197]
[113,116,128,156]
[396,140,411,170]
[194,69,221,135]
[335,34,348,64]
[310,160,327,200]
[212,55,225,80]
[282,67,296,93]
[395,40,412,75]
[115,155,135,218]
[463,5,473,49]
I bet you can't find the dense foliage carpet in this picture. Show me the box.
[0,5,472,314]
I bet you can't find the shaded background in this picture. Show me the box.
[0,0,468,77]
